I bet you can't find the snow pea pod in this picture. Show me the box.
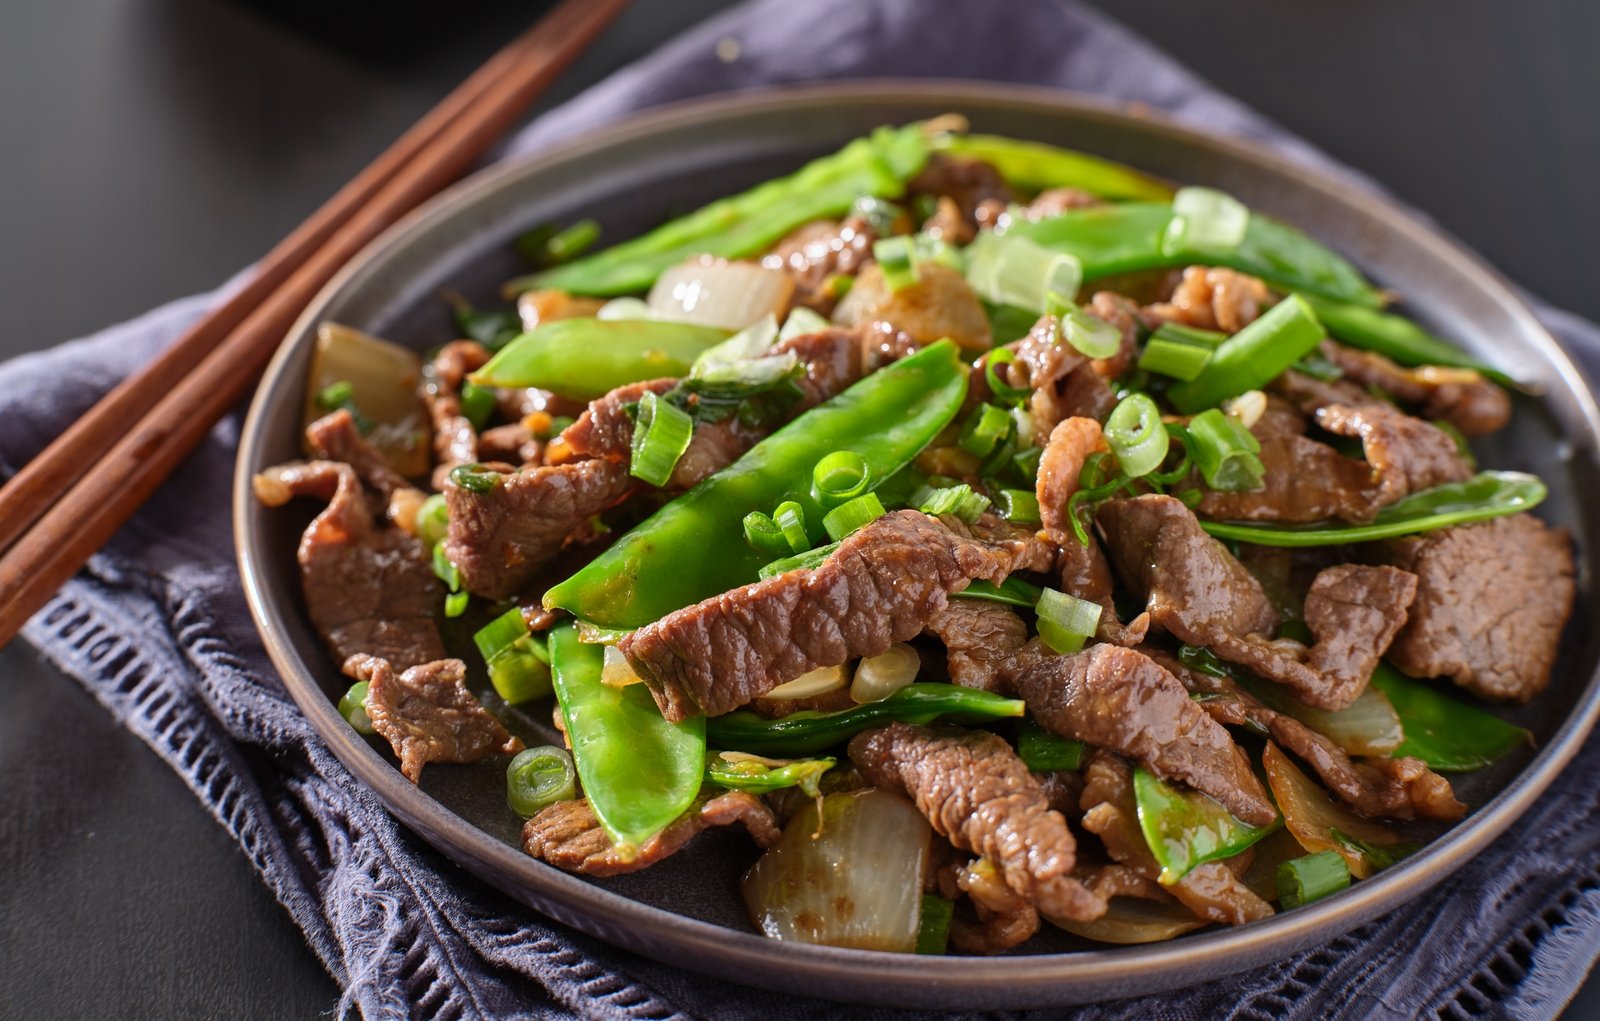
[548,624,705,856]
[1007,202,1382,307]
[518,123,932,297]
[706,683,1026,757]
[1367,663,1531,771]
[470,318,730,401]
[1199,471,1546,548]
[544,340,969,628]
[931,132,1173,201]
[1295,293,1517,388]
[1133,765,1279,885]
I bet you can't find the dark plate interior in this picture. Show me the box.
[235,82,1600,1009]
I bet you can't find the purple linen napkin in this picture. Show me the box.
[3,1,1597,1018]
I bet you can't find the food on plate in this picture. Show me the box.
[256,118,1572,954]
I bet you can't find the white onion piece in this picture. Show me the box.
[1046,896,1207,945]
[1246,679,1404,757]
[764,664,847,700]
[600,646,644,687]
[850,645,920,703]
[304,322,429,477]
[517,289,606,331]
[594,296,659,322]
[1263,741,1404,879]
[647,259,795,330]
[778,305,831,341]
[742,789,930,951]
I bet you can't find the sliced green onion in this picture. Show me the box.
[1103,393,1170,478]
[1187,408,1266,492]
[854,195,905,234]
[338,681,374,735]
[913,482,991,522]
[770,500,812,554]
[996,488,1041,526]
[954,576,1044,608]
[545,219,601,263]
[743,511,792,556]
[474,607,553,704]
[1292,353,1345,381]
[1276,851,1352,909]
[916,894,955,955]
[1058,303,1122,360]
[448,463,502,494]
[444,590,470,618]
[506,745,578,818]
[1017,717,1085,771]
[958,403,1013,458]
[414,493,449,548]
[1163,186,1250,256]
[984,348,1033,406]
[1166,294,1325,413]
[823,492,886,542]
[759,541,840,580]
[629,389,695,487]
[964,230,1082,312]
[1035,587,1102,655]
[432,542,461,591]
[778,306,832,342]
[1011,445,1043,485]
[812,450,871,509]
[1139,335,1215,382]
[316,380,356,411]
[458,380,498,431]
[874,235,920,291]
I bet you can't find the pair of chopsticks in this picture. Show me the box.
[0,0,632,647]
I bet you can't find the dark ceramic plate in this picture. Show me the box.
[235,82,1600,1009]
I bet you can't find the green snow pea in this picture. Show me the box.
[1368,663,1532,771]
[544,340,969,628]
[517,123,932,297]
[1296,292,1515,387]
[470,318,730,401]
[548,624,705,855]
[930,132,1174,201]
[1133,765,1280,885]
[1006,202,1382,307]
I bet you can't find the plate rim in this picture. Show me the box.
[234,78,1600,1007]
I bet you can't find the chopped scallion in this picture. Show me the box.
[773,500,811,554]
[964,230,1082,312]
[822,492,887,542]
[874,235,920,291]
[743,511,792,556]
[338,681,375,735]
[1011,445,1044,484]
[545,219,601,263]
[444,590,470,618]
[1103,393,1170,478]
[1276,850,1351,909]
[996,488,1041,526]
[778,306,831,342]
[1057,303,1122,360]
[1035,587,1102,655]
[506,745,577,817]
[1166,295,1325,413]
[1187,408,1266,491]
[954,577,1044,607]
[958,403,1013,458]
[629,389,695,487]
[913,482,991,522]
[458,380,498,431]
[758,541,840,580]
[474,606,553,704]
[812,450,871,509]
[984,348,1033,406]
[414,493,449,548]
[916,894,954,955]
[1163,186,1250,256]
[1138,334,1215,382]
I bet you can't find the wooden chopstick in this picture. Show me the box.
[0,0,631,647]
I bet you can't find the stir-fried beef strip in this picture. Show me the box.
[1196,432,1391,523]
[907,154,1014,237]
[1318,340,1510,437]
[522,791,780,878]
[344,654,522,783]
[1019,187,1103,220]
[1036,416,1150,645]
[619,510,1052,720]
[1079,751,1273,925]
[443,458,634,600]
[923,599,1029,691]
[253,460,445,670]
[849,722,1105,922]
[1314,402,1473,504]
[1005,644,1276,826]
[1098,495,1416,709]
[1145,646,1466,821]
[477,422,541,466]
[763,215,882,313]
[950,857,1040,954]
[992,315,1119,435]
[305,409,416,501]
[1381,514,1576,702]
[421,340,493,490]
[1143,266,1273,335]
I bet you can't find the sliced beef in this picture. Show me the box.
[1196,433,1387,523]
[619,510,1050,720]
[762,214,881,313]
[1004,315,1119,435]
[521,791,780,877]
[1147,646,1466,821]
[1079,751,1274,925]
[443,458,634,600]
[1381,514,1575,702]
[833,262,991,352]
[421,340,493,490]
[907,154,1014,236]
[950,857,1040,954]
[849,722,1105,922]
[253,460,445,670]
[1098,495,1414,709]
[1144,267,1273,335]
[923,599,1029,691]
[1319,339,1510,436]
[344,654,522,783]
[1083,291,1144,382]
[305,409,414,501]
[1314,402,1473,504]
[1005,645,1276,826]
[477,422,541,466]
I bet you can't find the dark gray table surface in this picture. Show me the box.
[1,1,1596,1017]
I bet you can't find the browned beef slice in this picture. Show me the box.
[923,599,1029,691]
[978,315,1116,436]
[345,654,522,783]
[1144,266,1273,334]
[1196,433,1388,523]
[1006,645,1276,826]
[1319,339,1510,437]
[522,792,779,877]
[1382,514,1575,702]
[762,215,880,313]
[849,722,1105,921]
[1146,646,1466,821]
[834,263,992,352]
[253,460,444,670]
[421,340,493,490]
[1099,496,1414,710]
[907,154,1014,234]
[1084,291,1143,381]
[305,409,415,500]
[1314,402,1473,504]
[478,423,540,466]
[443,458,633,600]
[620,510,1047,720]
[1021,187,1103,220]
[950,858,1040,954]
[1079,751,1273,925]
